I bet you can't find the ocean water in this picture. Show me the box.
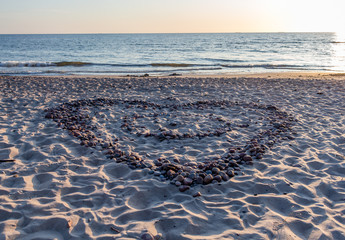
[0,32,344,76]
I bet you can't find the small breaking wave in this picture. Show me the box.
[150,63,193,67]
[0,61,197,68]
[0,61,91,67]
[221,63,312,70]
[0,61,55,67]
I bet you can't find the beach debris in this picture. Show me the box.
[44,98,296,191]
[0,159,16,163]
[67,220,72,229]
[193,191,202,197]
[110,226,121,233]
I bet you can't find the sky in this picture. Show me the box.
[0,0,344,34]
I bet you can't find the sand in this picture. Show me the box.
[0,73,345,240]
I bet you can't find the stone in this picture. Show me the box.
[243,155,253,162]
[188,173,196,179]
[154,234,163,240]
[219,171,229,181]
[141,232,154,240]
[227,170,235,178]
[167,170,175,177]
[196,176,204,184]
[214,175,222,182]
[179,185,190,192]
[203,174,213,184]
[176,175,184,182]
[212,167,220,174]
[193,192,202,197]
[183,177,193,186]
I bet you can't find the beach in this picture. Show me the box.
[0,73,345,239]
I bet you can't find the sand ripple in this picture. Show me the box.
[0,75,344,239]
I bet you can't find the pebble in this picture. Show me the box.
[214,175,222,182]
[243,155,253,162]
[203,174,213,184]
[188,173,196,179]
[212,167,220,174]
[183,177,193,185]
[179,185,190,192]
[193,192,202,197]
[219,171,229,181]
[154,234,163,240]
[175,181,182,186]
[196,176,204,184]
[141,232,154,240]
[227,170,235,178]
[167,170,175,177]
[176,175,184,182]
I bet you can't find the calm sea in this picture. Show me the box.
[0,33,344,76]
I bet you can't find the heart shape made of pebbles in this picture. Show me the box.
[45,98,295,191]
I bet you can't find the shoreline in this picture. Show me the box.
[2,71,345,79]
[0,74,344,239]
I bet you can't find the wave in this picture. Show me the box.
[0,61,196,68]
[0,61,92,67]
[203,58,246,63]
[0,61,326,73]
[150,63,193,67]
[69,67,222,74]
[220,64,312,70]
[0,61,56,67]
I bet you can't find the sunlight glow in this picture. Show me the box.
[0,0,344,33]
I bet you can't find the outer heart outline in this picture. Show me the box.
[45,98,296,189]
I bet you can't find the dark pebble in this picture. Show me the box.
[212,167,220,174]
[196,176,204,184]
[193,192,202,197]
[203,174,213,184]
[176,175,184,182]
[183,177,193,186]
[219,172,229,181]
[214,175,222,182]
[227,170,235,178]
[140,232,154,240]
[179,185,190,192]
[243,155,253,162]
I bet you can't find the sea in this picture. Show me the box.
[0,32,344,76]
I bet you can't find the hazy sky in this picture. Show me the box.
[0,0,344,34]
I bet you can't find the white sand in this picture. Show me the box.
[0,74,345,239]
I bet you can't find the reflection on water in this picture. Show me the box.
[331,32,345,72]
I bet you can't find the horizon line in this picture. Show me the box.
[0,31,336,35]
